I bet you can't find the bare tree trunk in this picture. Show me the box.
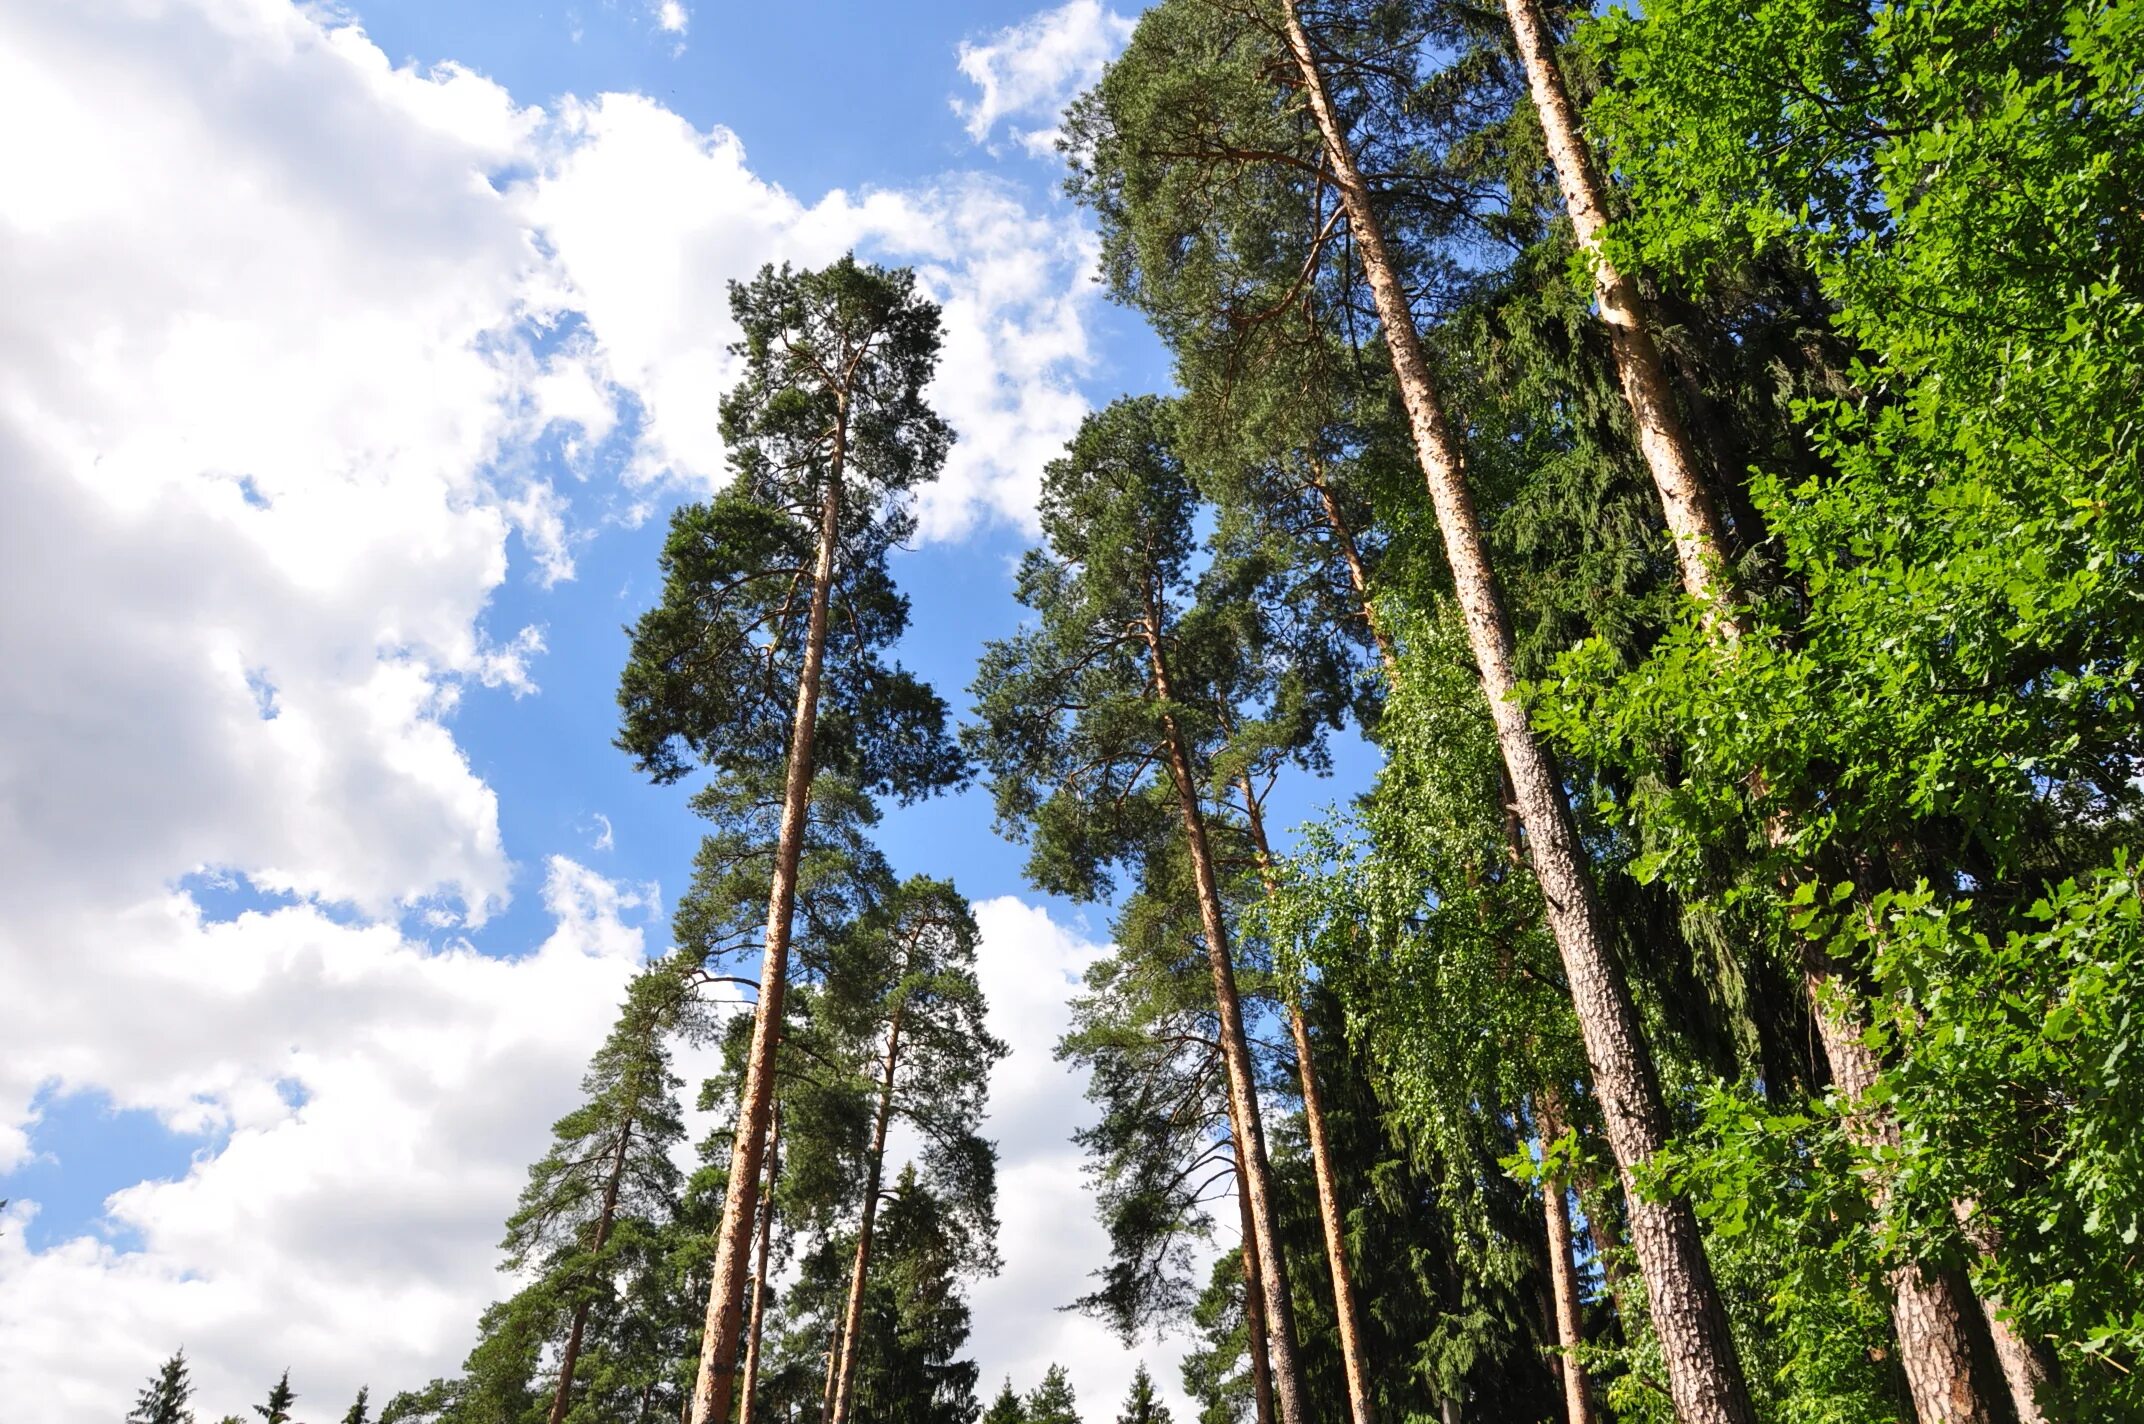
[548,1118,636,1424]
[1502,7,2012,1416]
[689,455,844,1424]
[738,1108,784,1424]
[1145,627,1308,1424]
[1236,1157,1279,1424]
[1239,779,1376,1424]
[1275,9,1756,1422]
[828,1005,905,1424]
[1536,1093,1597,1424]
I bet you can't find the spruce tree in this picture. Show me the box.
[983,1380,1027,1424]
[127,1351,196,1424]
[615,255,960,1424]
[339,1388,370,1424]
[1115,1366,1173,1424]
[1025,1366,1082,1424]
[252,1373,296,1424]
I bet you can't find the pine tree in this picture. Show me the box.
[1025,1366,1082,1424]
[615,255,960,1424]
[822,878,1005,1424]
[967,396,1309,1424]
[127,1351,196,1424]
[339,1388,370,1424]
[252,1372,296,1424]
[1115,1366,1173,1424]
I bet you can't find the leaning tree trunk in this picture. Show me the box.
[1145,628,1309,1424]
[1236,1153,1280,1424]
[1275,8,1756,1422]
[1536,1092,1598,1424]
[689,456,845,1424]
[828,1004,905,1424]
[1240,780,1376,1424]
[1304,454,1397,675]
[1499,8,2015,1415]
[737,1108,784,1424]
[548,1116,636,1424]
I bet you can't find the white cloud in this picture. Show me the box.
[0,0,1119,1416]
[953,0,1135,157]
[528,94,1100,538]
[653,0,691,35]
[966,898,1208,1424]
[0,858,655,1420]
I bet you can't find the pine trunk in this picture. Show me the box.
[828,1004,905,1424]
[1236,1158,1279,1424]
[1276,8,1757,1422]
[688,455,844,1424]
[1536,1093,1597,1424]
[1240,779,1376,1424]
[1952,1202,2053,1424]
[1145,626,1308,1424]
[548,1117,635,1424]
[738,1109,783,1424]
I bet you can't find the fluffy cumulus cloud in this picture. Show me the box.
[0,0,1116,1416]
[953,0,1135,157]
[529,94,1098,537]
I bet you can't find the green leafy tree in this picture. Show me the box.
[128,1351,196,1424]
[615,254,960,1424]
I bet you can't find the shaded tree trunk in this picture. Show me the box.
[738,1108,784,1424]
[548,1117,635,1424]
[1305,455,1396,675]
[1144,623,1308,1424]
[689,451,845,1424]
[828,1004,905,1424]
[1276,8,1757,1422]
[1953,1202,2053,1424]
[1240,779,1375,1424]
[1536,1093,1597,1424]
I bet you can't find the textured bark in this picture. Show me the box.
[1536,1094,1597,1424]
[1500,0,1737,622]
[828,1003,905,1424]
[1240,781,1376,1424]
[1952,1202,2053,1424]
[547,1117,635,1424]
[1144,625,1307,1424]
[1276,9,1757,1422]
[1813,976,1999,1424]
[1237,1157,1279,1424]
[1506,5,2013,1413]
[737,1109,783,1424]
[688,465,843,1424]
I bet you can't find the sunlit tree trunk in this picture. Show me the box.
[1497,6,2014,1412]
[1276,7,1756,1421]
[690,443,844,1424]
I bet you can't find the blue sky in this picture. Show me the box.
[0,2,1373,1417]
